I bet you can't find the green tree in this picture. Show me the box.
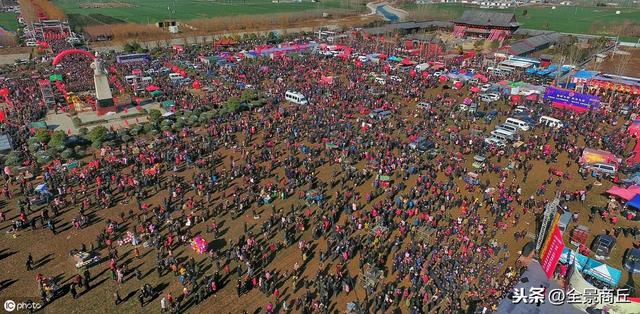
[34,129,50,144]
[4,150,22,166]
[148,109,162,123]
[87,126,108,144]
[241,89,258,102]
[48,130,68,151]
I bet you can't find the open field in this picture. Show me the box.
[0,12,19,32]
[54,0,364,26]
[404,4,640,41]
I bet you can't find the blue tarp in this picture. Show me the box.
[574,70,599,79]
[526,67,538,74]
[628,194,640,209]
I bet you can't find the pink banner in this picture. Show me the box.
[541,226,564,278]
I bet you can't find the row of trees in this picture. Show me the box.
[4,90,266,167]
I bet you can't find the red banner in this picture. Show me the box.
[541,226,564,278]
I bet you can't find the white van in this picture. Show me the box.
[584,163,617,177]
[489,132,509,143]
[375,77,386,85]
[496,123,518,134]
[415,63,430,72]
[505,118,530,131]
[491,129,517,141]
[124,75,138,84]
[285,90,308,105]
[169,73,183,81]
[539,116,564,129]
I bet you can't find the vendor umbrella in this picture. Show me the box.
[463,97,472,105]
[470,86,480,93]
[439,75,448,82]
[146,85,160,92]
[454,81,463,89]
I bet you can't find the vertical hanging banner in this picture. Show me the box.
[540,225,565,278]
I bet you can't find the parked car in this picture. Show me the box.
[416,102,431,110]
[472,155,486,169]
[469,103,478,113]
[484,136,507,148]
[485,110,498,123]
[409,137,435,152]
[583,163,617,177]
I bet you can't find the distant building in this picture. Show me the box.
[0,133,12,155]
[452,10,520,41]
[499,32,566,56]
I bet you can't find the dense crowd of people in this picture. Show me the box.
[0,32,638,313]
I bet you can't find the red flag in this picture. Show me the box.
[124,120,129,126]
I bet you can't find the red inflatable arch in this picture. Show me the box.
[52,49,95,66]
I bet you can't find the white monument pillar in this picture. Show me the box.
[91,52,113,108]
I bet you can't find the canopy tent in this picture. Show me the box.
[150,90,163,97]
[580,148,618,165]
[628,194,640,209]
[629,120,640,136]
[606,185,640,201]
[30,121,47,129]
[145,85,160,92]
[473,73,488,83]
[388,56,402,62]
[400,58,415,66]
[161,100,175,109]
[559,248,622,287]
[49,74,63,82]
[581,258,622,287]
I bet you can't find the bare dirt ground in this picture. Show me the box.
[590,48,640,77]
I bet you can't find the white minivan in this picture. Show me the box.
[505,118,530,131]
[539,116,564,129]
[496,123,518,134]
[491,129,517,141]
[285,90,308,105]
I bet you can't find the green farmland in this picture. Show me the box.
[404,4,640,40]
[0,12,19,32]
[54,0,361,26]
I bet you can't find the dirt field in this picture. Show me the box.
[0,55,639,314]
[590,48,640,78]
